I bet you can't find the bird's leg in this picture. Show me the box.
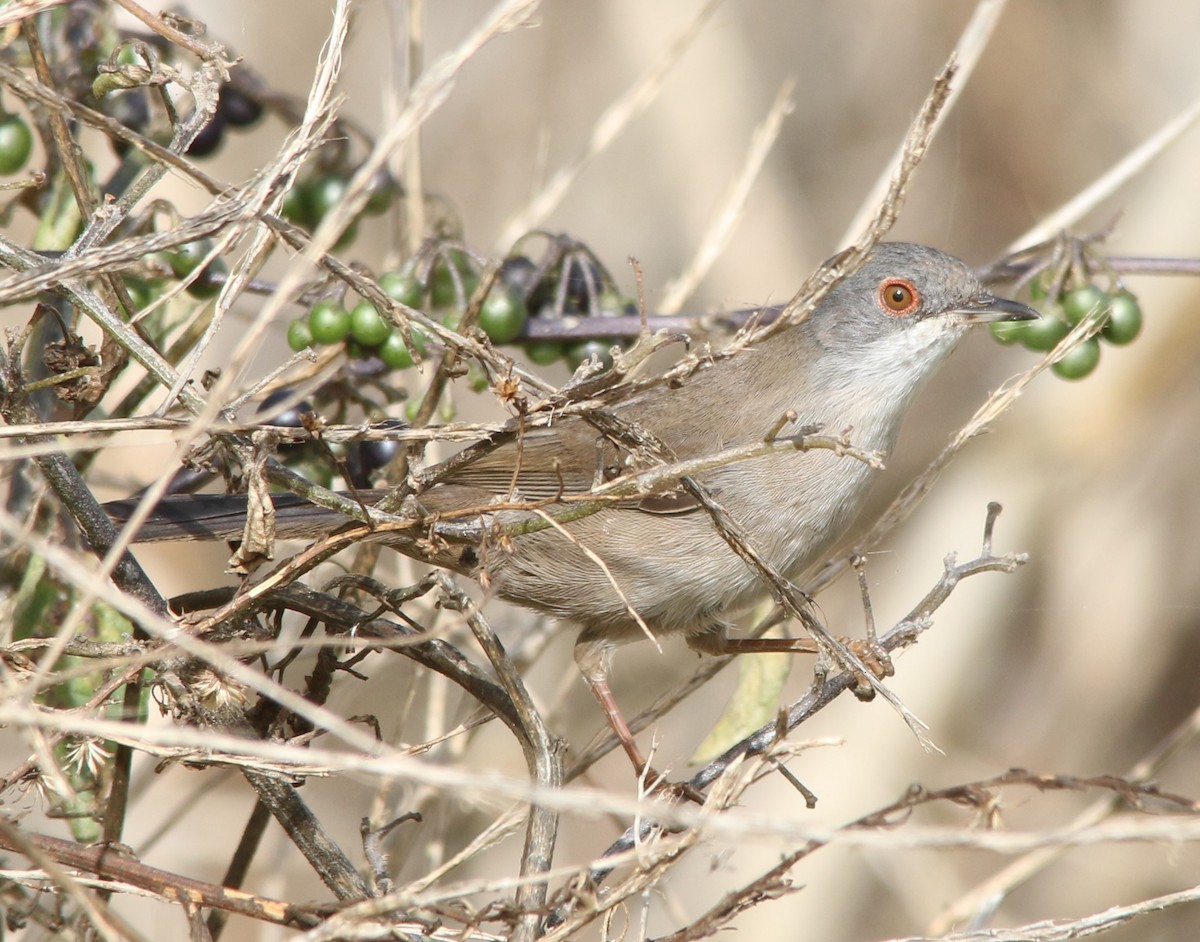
[687,622,893,696]
[573,634,651,774]
[694,635,821,655]
[686,623,820,657]
[850,553,893,690]
[574,634,701,801]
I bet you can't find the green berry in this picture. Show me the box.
[287,318,314,351]
[185,257,227,298]
[565,339,614,372]
[281,182,314,227]
[363,169,399,215]
[597,289,634,317]
[1062,285,1109,326]
[165,239,212,278]
[1026,274,1049,303]
[380,269,424,308]
[990,320,1027,345]
[478,287,528,343]
[524,340,564,365]
[1051,336,1101,380]
[349,300,391,347]
[1101,291,1142,345]
[467,363,489,393]
[1020,309,1071,352]
[307,174,349,222]
[0,113,33,174]
[430,250,478,310]
[124,278,155,310]
[378,330,425,370]
[307,299,351,344]
[166,240,225,298]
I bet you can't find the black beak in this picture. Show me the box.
[950,293,1040,325]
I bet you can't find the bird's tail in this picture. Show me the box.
[104,489,393,544]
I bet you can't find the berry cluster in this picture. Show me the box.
[286,237,638,374]
[280,167,398,251]
[287,296,426,371]
[254,390,404,489]
[498,243,637,370]
[991,279,1143,380]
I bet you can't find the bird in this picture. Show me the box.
[108,242,1037,781]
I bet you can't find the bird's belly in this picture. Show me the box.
[488,448,878,642]
[707,451,876,610]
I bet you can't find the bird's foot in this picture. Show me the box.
[641,766,705,805]
[842,636,894,700]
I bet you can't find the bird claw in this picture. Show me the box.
[843,636,893,700]
[641,767,705,805]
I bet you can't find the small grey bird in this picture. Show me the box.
[110,242,1036,778]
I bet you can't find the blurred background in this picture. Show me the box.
[9,0,1200,938]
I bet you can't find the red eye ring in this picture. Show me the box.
[878,278,919,316]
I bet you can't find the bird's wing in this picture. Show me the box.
[443,413,704,513]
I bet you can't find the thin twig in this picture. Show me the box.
[838,0,1009,243]
[436,576,563,942]
[658,78,795,314]
[1006,88,1200,253]
[497,0,726,249]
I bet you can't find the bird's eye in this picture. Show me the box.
[878,278,919,316]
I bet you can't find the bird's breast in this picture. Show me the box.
[707,442,879,584]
